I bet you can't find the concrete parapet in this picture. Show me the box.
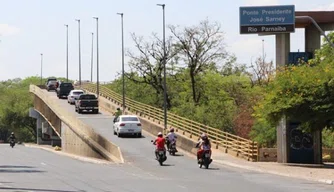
[30,85,124,163]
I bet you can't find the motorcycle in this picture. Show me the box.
[167,140,177,156]
[151,140,167,166]
[199,150,212,169]
[10,139,15,148]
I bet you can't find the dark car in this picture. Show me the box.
[56,82,74,98]
[46,77,57,86]
[75,94,99,114]
[47,80,57,91]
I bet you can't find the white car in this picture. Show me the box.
[113,115,142,138]
[67,89,84,104]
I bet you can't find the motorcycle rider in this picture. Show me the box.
[153,132,166,158]
[113,108,122,122]
[196,133,212,163]
[9,132,16,143]
[166,128,177,151]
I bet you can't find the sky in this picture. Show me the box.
[0,0,334,82]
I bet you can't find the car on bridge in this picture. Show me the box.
[56,82,74,98]
[113,115,142,138]
[75,93,99,114]
[46,80,58,91]
[67,89,84,105]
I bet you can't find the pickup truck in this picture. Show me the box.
[75,94,99,114]
[56,82,74,98]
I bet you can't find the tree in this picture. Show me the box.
[169,19,231,105]
[253,32,334,135]
[249,55,275,87]
[125,33,178,109]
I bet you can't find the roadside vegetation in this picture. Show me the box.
[0,19,333,148]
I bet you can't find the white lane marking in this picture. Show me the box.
[178,185,187,189]
[41,162,46,166]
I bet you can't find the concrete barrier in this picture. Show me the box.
[30,85,124,163]
[258,148,277,162]
[258,148,334,162]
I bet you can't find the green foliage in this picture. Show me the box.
[109,69,259,134]
[322,128,334,148]
[0,76,69,142]
[250,119,276,147]
[251,32,334,146]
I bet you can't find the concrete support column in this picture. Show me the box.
[277,115,288,163]
[305,25,321,53]
[275,33,290,163]
[313,129,323,164]
[275,33,290,68]
[36,115,42,145]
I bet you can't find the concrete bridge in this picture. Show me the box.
[29,84,258,164]
[29,85,123,163]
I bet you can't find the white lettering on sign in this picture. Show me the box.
[243,10,259,15]
[250,17,263,23]
[248,27,257,32]
[262,9,292,15]
[266,17,285,22]
[261,26,287,32]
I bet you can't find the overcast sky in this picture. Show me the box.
[0,0,333,81]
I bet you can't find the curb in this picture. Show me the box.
[214,159,333,185]
[23,143,113,165]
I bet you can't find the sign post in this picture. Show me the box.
[239,5,295,34]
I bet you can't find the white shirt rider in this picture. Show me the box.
[166,132,177,142]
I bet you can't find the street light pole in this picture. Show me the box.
[40,53,43,85]
[117,12,125,113]
[90,32,94,82]
[93,17,99,98]
[157,4,167,133]
[76,19,82,86]
[262,39,265,64]
[65,24,69,82]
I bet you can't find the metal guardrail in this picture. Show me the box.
[82,83,258,161]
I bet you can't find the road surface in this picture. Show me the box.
[10,89,328,192]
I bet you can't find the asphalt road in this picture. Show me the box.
[12,89,329,192]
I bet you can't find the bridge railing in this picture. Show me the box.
[82,83,258,161]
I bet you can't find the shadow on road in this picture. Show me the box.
[169,154,184,157]
[0,165,44,173]
[287,163,334,169]
[0,169,45,173]
[0,187,81,192]
[119,135,146,139]
[0,165,36,169]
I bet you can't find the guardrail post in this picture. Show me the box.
[247,141,251,161]
[215,132,219,149]
[189,122,192,138]
[236,138,240,157]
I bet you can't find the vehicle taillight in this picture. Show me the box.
[120,123,125,126]
[137,123,141,126]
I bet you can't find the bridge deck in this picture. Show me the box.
[21,90,333,191]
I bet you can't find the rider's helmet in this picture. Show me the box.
[157,132,163,137]
[117,108,120,110]
[201,133,208,140]
[11,132,14,135]
[170,128,174,132]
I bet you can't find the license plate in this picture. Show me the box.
[159,151,164,155]
[128,129,134,132]
[205,153,210,158]
[86,107,92,109]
